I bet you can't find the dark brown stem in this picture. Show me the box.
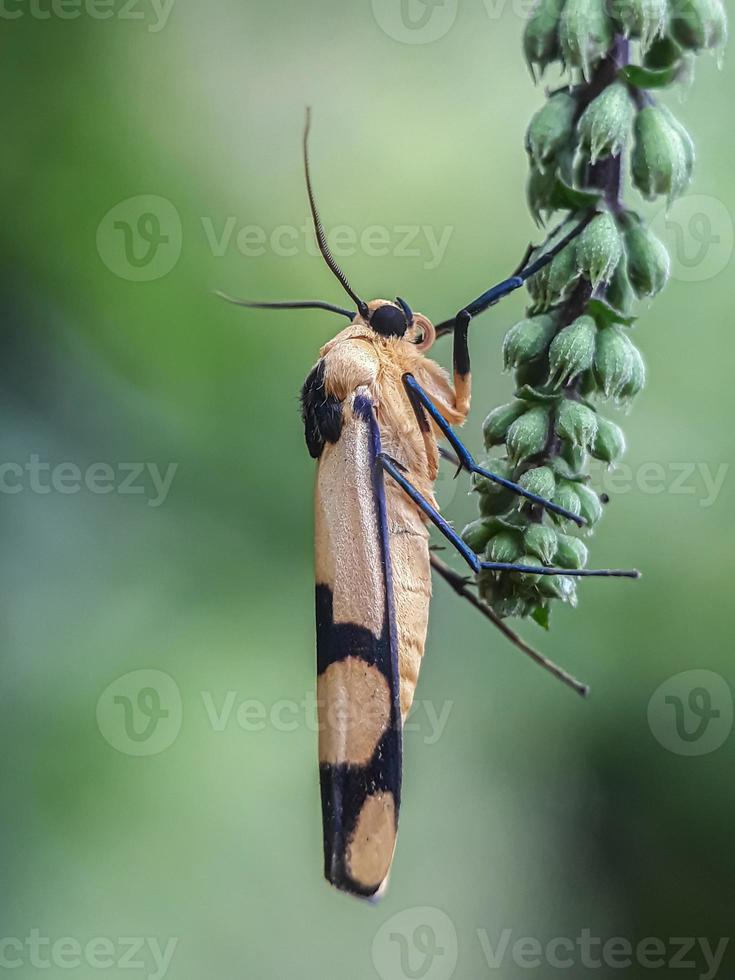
[430,553,590,697]
[588,36,630,213]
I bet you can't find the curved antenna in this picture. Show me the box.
[303,108,369,320]
[215,291,354,319]
[395,296,413,324]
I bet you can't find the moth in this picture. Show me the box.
[221,112,638,901]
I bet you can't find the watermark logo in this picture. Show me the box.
[651,194,734,284]
[476,928,729,977]
[97,670,182,756]
[202,217,453,271]
[97,195,182,281]
[371,0,459,44]
[0,931,178,979]
[0,0,175,31]
[0,457,177,507]
[648,670,733,757]
[372,907,458,980]
[589,459,730,510]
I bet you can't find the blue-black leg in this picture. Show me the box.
[377,453,639,580]
[378,453,479,571]
[434,213,595,338]
[402,373,586,528]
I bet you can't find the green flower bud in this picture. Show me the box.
[609,0,668,50]
[554,532,589,568]
[526,259,551,306]
[506,406,550,464]
[526,92,577,171]
[538,573,577,604]
[480,488,517,517]
[594,325,634,398]
[607,251,636,315]
[518,464,557,502]
[483,401,526,448]
[576,212,623,287]
[545,244,581,305]
[559,441,588,477]
[470,470,493,495]
[524,523,559,565]
[644,35,684,68]
[577,83,635,164]
[513,555,543,585]
[492,594,536,619]
[548,315,597,387]
[624,219,670,297]
[575,482,604,526]
[527,163,558,224]
[591,416,627,463]
[477,459,516,515]
[461,517,501,554]
[551,481,582,524]
[556,399,598,448]
[472,458,512,495]
[619,342,647,401]
[632,106,691,204]
[670,0,727,51]
[515,358,549,390]
[559,0,614,79]
[503,314,557,370]
[660,106,695,183]
[486,530,523,564]
[524,0,565,76]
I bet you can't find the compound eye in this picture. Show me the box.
[370,304,408,338]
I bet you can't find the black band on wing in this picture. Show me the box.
[301,360,343,458]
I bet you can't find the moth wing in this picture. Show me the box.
[314,387,402,900]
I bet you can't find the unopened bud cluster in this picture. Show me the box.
[466,0,725,624]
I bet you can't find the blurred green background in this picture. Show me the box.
[3,1,734,977]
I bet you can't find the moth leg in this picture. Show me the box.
[402,373,585,528]
[434,215,595,396]
[377,453,639,580]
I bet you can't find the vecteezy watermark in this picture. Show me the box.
[652,194,734,284]
[97,196,183,282]
[648,670,733,757]
[371,0,459,45]
[476,929,729,978]
[372,914,730,980]
[0,0,175,32]
[0,457,178,507]
[0,930,178,979]
[97,670,183,756]
[370,0,566,44]
[201,217,453,271]
[200,690,453,745]
[588,460,730,510]
[96,672,454,757]
[96,195,454,282]
[372,907,459,980]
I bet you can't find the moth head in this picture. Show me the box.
[361,299,436,353]
[215,112,432,357]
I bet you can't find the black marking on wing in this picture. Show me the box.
[319,728,401,899]
[316,585,390,674]
[301,360,343,459]
[315,394,402,899]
